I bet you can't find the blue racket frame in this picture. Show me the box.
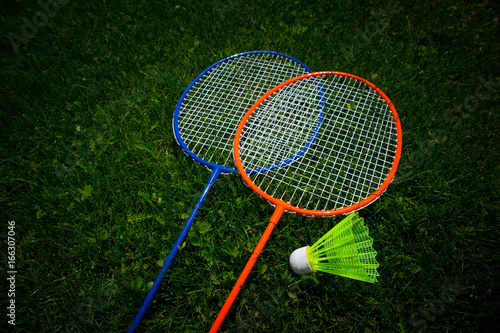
[128,51,311,332]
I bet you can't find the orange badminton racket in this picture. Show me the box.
[209,71,402,332]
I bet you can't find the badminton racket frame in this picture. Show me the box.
[128,51,311,332]
[209,71,402,332]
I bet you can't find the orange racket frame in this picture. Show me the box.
[209,71,402,332]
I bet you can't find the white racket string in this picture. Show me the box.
[238,74,399,212]
[177,53,309,167]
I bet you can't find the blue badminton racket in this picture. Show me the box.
[128,51,311,332]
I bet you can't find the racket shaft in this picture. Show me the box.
[129,168,222,333]
[209,206,285,332]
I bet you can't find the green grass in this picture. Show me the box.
[1,0,499,332]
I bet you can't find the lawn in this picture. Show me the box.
[1,0,499,332]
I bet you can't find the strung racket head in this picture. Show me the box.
[173,51,311,174]
[234,71,402,216]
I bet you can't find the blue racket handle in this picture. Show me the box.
[128,167,222,332]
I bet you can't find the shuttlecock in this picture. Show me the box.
[289,213,379,283]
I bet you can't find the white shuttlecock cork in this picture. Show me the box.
[289,212,379,283]
[289,246,313,275]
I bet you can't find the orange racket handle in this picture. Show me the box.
[209,205,285,332]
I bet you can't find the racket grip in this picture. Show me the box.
[209,206,284,332]
[129,168,221,333]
